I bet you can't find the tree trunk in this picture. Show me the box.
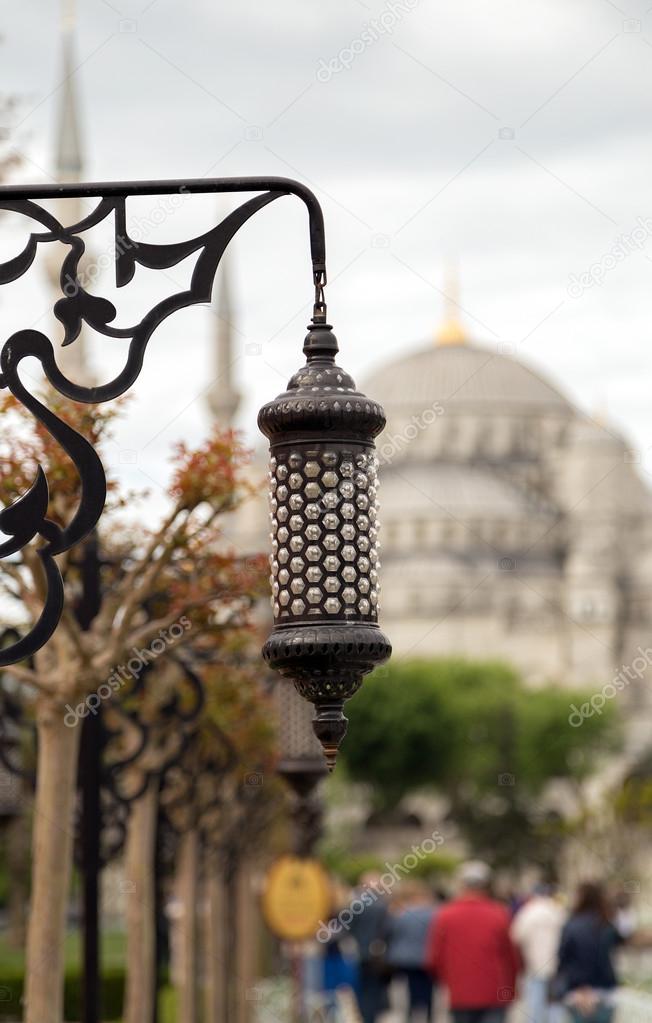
[235,858,256,1023]
[177,828,200,1023]
[124,777,158,1023]
[25,702,81,1023]
[203,866,227,1023]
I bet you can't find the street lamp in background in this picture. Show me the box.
[0,175,391,768]
[275,681,328,857]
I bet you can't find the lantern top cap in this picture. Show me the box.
[303,322,338,361]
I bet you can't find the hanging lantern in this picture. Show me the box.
[258,319,391,770]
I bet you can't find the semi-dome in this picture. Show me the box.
[364,340,572,414]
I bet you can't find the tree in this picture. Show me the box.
[341,658,621,868]
[0,390,266,1023]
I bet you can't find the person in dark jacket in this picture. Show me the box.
[555,882,624,1023]
[348,872,391,1023]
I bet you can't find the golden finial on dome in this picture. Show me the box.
[435,261,467,346]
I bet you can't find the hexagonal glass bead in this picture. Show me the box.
[306,546,321,562]
[342,587,356,604]
[325,597,341,614]
[276,485,288,502]
[277,507,289,523]
[279,568,290,585]
[342,565,357,583]
[290,578,305,594]
[304,461,320,478]
[322,451,338,466]
[289,515,304,532]
[305,503,321,520]
[325,576,341,593]
[279,590,290,606]
[370,590,379,606]
[290,557,305,574]
[358,598,371,614]
[339,480,355,499]
[278,526,289,544]
[324,534,340,550]
[278,548,290,564]
[289,473,303,490]
[358,536,371,552]
[341,523,356,541]
[305,482,321,499]
[272,581,279,597]
[277,465,288,481]
[306,587,321,604]
[305,524,321,541]
[324,513,338,529]
[356,494,369,510]
[354,471,368,489]
[341,461,354,477]
[288,452,302,469]
[324,555,340,572]
[356,514,369,532]
[358,556,370,573]
[306,566,322,583]
[342,545,356,562]
[370,548,379,564]
[291,599,305,615]
[269,497,278,514]
[270,559,279,576]
[289,493,304,511]
[341,503,355,520]
[322,492,339,509]
[358,577,370,594]
[289,536,304,553]
[273,601,280,616]
[321,471,338,488]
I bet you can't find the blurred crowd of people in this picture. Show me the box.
[316,861,649,1023]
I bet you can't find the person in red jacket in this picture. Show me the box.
[425,861,520,1022]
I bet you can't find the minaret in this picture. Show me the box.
[435,261,467,346]
[47,0,93,384]
[207,259,241,426]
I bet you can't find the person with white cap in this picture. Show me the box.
[425,861,520,1022]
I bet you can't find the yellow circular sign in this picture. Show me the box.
[262,855,332,941]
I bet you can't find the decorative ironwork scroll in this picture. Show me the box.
[0,177,326,667]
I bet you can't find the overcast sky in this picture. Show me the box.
[2,0,652,500]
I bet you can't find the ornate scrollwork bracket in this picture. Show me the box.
[0,176,327,667]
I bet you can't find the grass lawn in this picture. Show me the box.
[0,929,176,1021]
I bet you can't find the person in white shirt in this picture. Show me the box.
[511,884,566,1023]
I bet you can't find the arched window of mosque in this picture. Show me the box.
[476,423,492,456]
[441,521,456,546]
[414,519,427,546]
[385,521,398,546]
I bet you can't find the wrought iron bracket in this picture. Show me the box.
[0,176,327,667]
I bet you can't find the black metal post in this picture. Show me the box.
[75,534,103,1023]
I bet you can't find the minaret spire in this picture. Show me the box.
[47,0,93,384]
[57,0,84,181]
[435,259,467,346]
[207,257,241,427]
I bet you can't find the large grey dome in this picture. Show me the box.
[364,341,572,414]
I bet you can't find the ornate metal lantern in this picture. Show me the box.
[259,317,391,769]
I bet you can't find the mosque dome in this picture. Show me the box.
[363,339,572,417]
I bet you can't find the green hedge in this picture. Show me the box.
[0,967,126,1021]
